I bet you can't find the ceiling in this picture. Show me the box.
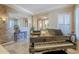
[6,4,72,15]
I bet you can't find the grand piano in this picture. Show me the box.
[29,29,77,54]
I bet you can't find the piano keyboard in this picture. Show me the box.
[34,42,74,50]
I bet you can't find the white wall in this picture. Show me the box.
[48,12,58,29]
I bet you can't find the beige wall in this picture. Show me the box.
[32,15,38,30]
[0,5,8,44]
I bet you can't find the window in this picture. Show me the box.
[8,19,15,30]
[75,8,79,40]
[38,19,48,30]
[18,18,28,28]
[38,20,42,30]
[58,13,70,35]
[8,18,28,31]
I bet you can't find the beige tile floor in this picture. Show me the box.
[0,45,9,54]
[2,40,29,54]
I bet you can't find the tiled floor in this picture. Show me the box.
[2,40,29,54]
[1,31,30,54]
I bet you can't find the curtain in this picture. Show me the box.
[58,13,70,35]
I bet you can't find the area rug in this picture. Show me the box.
[43,50,67,54]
